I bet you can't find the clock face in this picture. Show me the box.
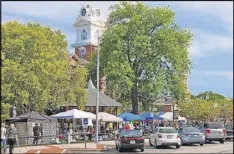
[81,8,86,16]
[96,9,100,16]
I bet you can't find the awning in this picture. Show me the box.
[86,80,122,107]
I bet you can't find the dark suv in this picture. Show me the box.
[199,122,226,144]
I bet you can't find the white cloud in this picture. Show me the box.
[192,70,233,80]
[174,2,233,57]
[204,71,233,80]
[2,1,117,21]
[189,29,233,57]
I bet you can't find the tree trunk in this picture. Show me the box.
[131,82,138,114]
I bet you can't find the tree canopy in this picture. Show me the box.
[179,98,233,121]
[88,2,193,113]
[1,21,87,117]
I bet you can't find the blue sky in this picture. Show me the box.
[2,1,233,98]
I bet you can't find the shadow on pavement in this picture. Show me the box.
[182,144,201,147]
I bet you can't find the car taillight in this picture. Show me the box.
[121,137,127,141]
[158,134,162,138]
[177,134,180,138]
[205,129,211,134]
[223,129,226,134]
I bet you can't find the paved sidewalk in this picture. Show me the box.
[13,141,116,153]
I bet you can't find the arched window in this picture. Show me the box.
[95,30,99,40]
[80,47,86,59]
[82,29,86,40]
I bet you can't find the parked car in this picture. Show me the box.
[115,130,145,152]
[199,122,226,144]
[224,124,233,140]
[149,127,180,149]
[178,127,205,146]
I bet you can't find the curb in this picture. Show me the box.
[61,149,66,154]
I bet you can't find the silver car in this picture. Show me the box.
[178,127,205,146]
[199,122,226,144]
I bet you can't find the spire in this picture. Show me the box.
[88,79,96,89]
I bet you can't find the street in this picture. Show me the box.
[80,139,233,153]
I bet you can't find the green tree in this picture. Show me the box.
[89,2,192,113]
[1,103,11,123]
[196,91,225,101]
[2,21,87,114]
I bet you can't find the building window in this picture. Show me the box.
[81,29,88,41]
[80,48,86,59]
[95,30,99,40]
[83,29,86,40]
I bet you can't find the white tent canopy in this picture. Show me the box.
[51,109,96,119]
[160,112,173,121]
[160,112,187,121]
[98,112,123,122]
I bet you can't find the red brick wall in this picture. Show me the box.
[164,105,172,112]
[75,44,97,61]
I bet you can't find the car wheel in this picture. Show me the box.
[118,146,123,152]
[200,143,204,146]
[149,139,153,146]
[180,138,184,145]
[154,140,159,149]
[176,144,180,149]
[220,139,224,144]
[140,148,144,152]
[205,140,210,143]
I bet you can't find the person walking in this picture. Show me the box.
[39,123,43,144]
[1,123,7,153]
[33,123,40,145]
[6,123,17,154]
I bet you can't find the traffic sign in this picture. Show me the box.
[83,118,88,125]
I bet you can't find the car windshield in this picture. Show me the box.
[208,123,223,129]
[184,127,200,133]
[159,128,177,133]
[121,130,141,137]
[225,125,232,130]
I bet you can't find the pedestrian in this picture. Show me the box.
[1,123,7,153]
[6,123,17,154]
[39,123,43,144]
[33,123,40,145]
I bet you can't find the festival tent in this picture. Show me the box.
[51,109,96,119]
[154,112,164,120]
[140,112,154,120]
[99,112,123,122]
[160,112,173,121]
[178,116,187,121]
[118,112,146,121]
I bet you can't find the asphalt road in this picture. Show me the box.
[85,139,233,153]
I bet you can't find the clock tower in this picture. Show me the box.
[71,4,105,62]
